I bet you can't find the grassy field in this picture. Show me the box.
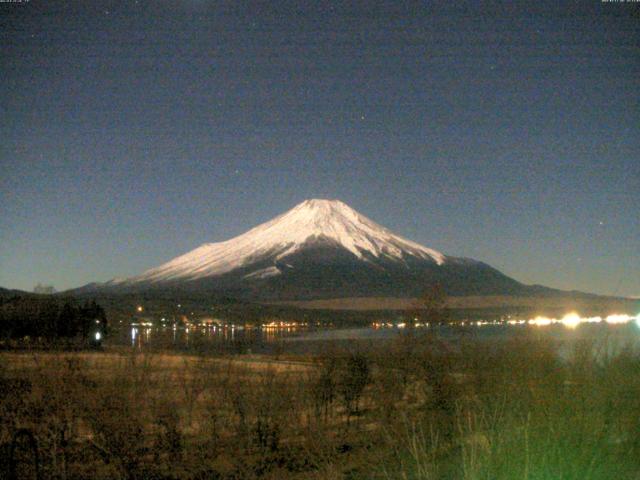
[2,331,640,479]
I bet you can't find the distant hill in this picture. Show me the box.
[269,294,638,314]
[0,286,33,299]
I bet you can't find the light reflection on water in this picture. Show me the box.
[117,317,640,355]
[122,325,308,353]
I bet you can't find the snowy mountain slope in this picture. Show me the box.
[79,199,530,300]
[120,199,446,285]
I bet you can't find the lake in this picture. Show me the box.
[110,313,640,357]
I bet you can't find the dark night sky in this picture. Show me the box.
[1,1,638,296]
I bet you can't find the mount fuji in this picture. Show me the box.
[79,199,536,300]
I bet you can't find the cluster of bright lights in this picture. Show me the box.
[262,321,307,329]
[527,313,638,328]
[604,314,634,325]
[372,321,429,329]
[197,318,222,327]
[371,313,640,329]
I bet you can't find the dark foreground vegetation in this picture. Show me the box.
[2,330,640,479]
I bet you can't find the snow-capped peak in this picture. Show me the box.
[125,199,445,283]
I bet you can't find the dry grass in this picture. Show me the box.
[2,332,640,479]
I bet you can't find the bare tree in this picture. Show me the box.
[419,283,449,325]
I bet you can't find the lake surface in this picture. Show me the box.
[109,318,640,357]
